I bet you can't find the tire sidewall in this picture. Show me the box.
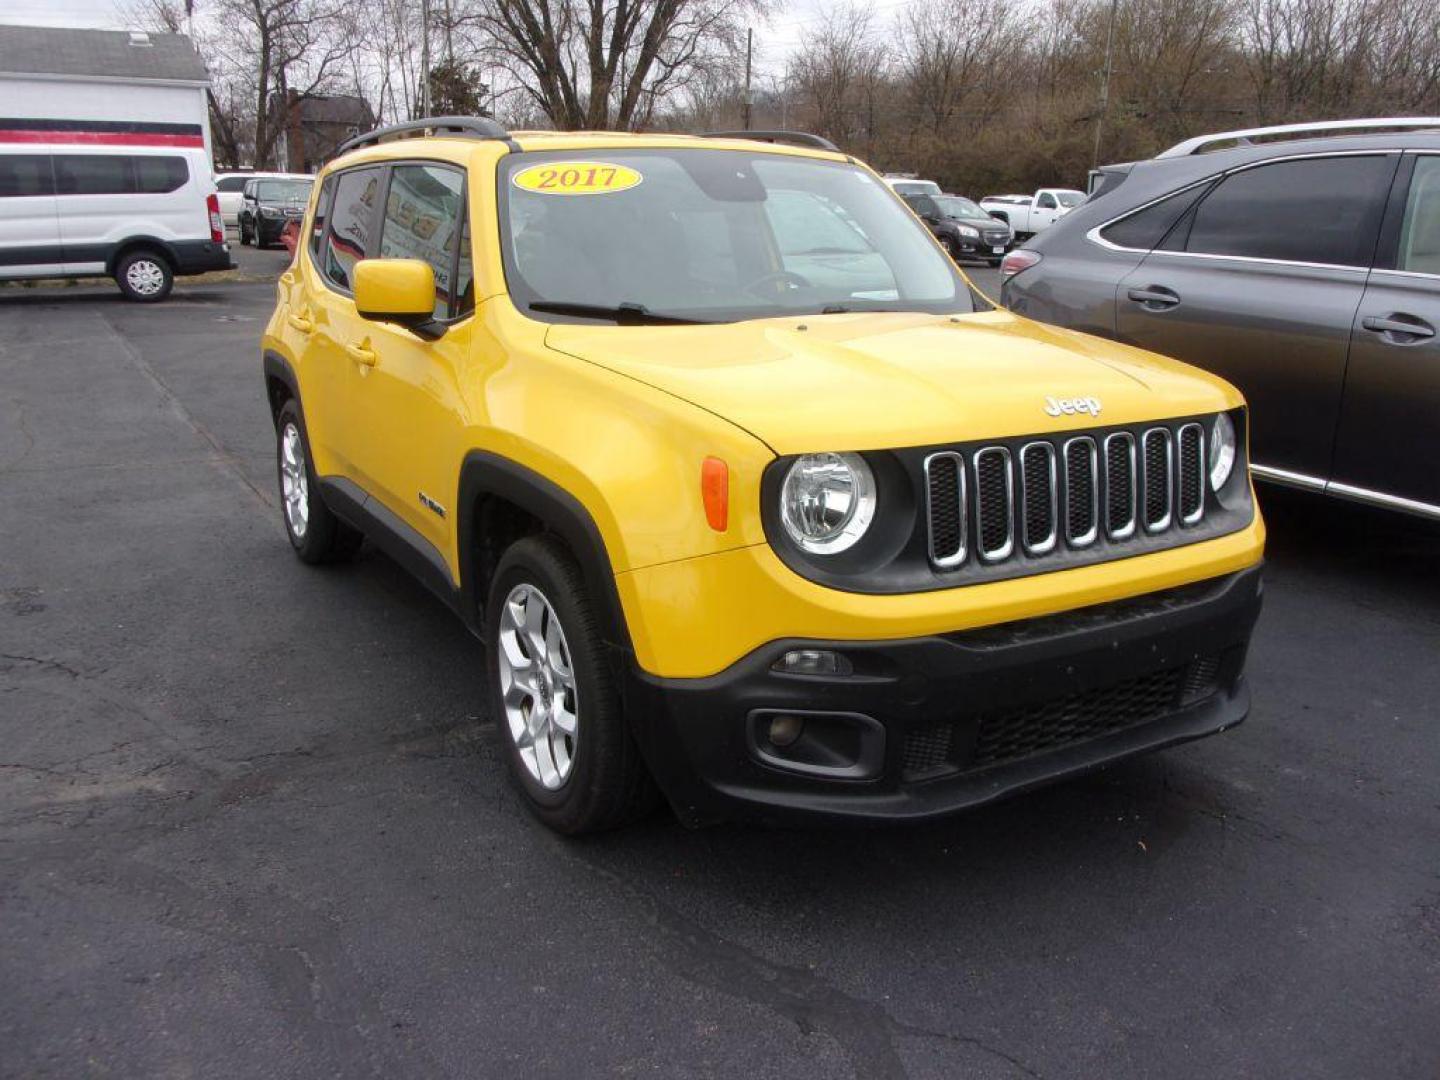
[276,399,320,555]
[485,543,611,818]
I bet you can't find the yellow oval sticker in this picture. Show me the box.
[512,161,642,196]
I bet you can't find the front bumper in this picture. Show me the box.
[257,214,301,244]
[625,564,1262,826]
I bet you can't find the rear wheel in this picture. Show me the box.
[486,536,658,834]
[114,250,173,302]
[239,219,252,246]
[275,399,361,564]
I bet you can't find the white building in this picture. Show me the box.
[0,25,212,162]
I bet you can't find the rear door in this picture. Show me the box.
[1331,152,1440,509]
[0,154,60,277]
[1115,152,1397,479]
[1031,191,1062,232]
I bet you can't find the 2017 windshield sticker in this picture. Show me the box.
[512,162,642,195]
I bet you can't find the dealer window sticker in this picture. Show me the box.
[513,162,643,196]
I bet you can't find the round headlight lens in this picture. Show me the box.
[1209,413,1237,491]
[779,452,876,554]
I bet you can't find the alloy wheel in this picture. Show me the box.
[279,421,309,540]
[497,583,579,790]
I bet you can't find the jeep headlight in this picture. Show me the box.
[957,224,979,239]
[1209,412,1237,491]
[780,452,876,554]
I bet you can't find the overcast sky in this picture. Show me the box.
[0,0,862,79]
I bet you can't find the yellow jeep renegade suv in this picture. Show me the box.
[261,117,1265,833]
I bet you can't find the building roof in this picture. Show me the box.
[0,25,209,84]
[283,93,376,127]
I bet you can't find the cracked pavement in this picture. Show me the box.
[2,278,1438,1078]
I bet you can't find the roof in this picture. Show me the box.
[0,24,208,83]
[285,93,375,127]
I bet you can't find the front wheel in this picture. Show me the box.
[239,220,252,246]
[115,251,173,302]
[486,536,658,833]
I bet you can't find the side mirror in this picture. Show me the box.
[353,258,444,340]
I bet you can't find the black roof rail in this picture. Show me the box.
[701,130,840,153]
[333,115,513,159]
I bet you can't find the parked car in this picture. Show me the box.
[980,188,1085,238]
[0,142,230,301]
[1001,117,1440,520]
[238,176,314,248]
[262,119,1263,834]
[215,170,308,226]
[902,192,1013,264]
[882,175,942,196]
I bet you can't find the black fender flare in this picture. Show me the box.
[106,236,180,276]
[262,349,300,427]
[456,451,634,666]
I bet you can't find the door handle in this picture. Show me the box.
[1127,286,1181,309]
[286,310,313,334]
[345,341,378,366]
[1361,314,1435,342]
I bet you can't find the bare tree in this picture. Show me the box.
[790,7,889,150]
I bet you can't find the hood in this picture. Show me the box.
[544,309,1241,456]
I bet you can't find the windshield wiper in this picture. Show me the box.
[529,300,710,325]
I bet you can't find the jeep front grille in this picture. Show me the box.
[924,420,1208,572]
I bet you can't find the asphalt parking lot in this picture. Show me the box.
[2,277,1438,1079]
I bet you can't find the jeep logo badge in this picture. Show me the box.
[1045,395,1102,418]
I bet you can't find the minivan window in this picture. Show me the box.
[216,175,249,192]
[0,155,53,197]
[51,154,187,196]
[1397,156,1440,276]
[378,164,467,320]
[1184,155,1393,267]
[322,168,381,291]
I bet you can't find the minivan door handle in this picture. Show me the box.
[1361,314,1435,342]
[1127,286,1181,310]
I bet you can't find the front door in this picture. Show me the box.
[1332,153,1440,509]
[344,162,475,563]
[1115,152,1397,480]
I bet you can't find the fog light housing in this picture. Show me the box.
[767,714,805,747]
[773,649,852,677]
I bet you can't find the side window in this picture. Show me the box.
[453,217,475,318]
[309,174,336,259]
[54,155,135,195]
[1037,192,1058,210]
[0,155,54,197]
[134,156,187,194]
[1185,155,1393,267]
[322,167,381,291]
[378,164,465,319]
[1397,156,1440,277]
[909,196,936,217]
[1099,183,1212,250]
[217,175,248,193]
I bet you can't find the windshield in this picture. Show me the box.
[500,150,975,323]
[256,179,311,203]
[932,196,989,220]
[1055,190,1084,208]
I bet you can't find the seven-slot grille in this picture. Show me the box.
[924,421,1208,571]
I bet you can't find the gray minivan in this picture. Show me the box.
[1002,118,1440,520]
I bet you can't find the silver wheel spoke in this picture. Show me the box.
[279,423,309,540]
[496,583,579,791]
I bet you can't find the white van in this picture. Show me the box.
[0,143,232,301]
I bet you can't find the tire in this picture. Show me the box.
[239,220,252,246]
[486,535,659,834]
[114,250,173,303]
[942,236,962,262]
[275,398,362,564]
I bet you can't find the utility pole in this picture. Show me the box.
[742,28,753,131]
[420,0,432,118]
[1092,0,1118,167]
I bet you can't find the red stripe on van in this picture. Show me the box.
[0,130,205,147]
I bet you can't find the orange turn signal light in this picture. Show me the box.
[701,456,729,532]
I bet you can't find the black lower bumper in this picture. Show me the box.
[625,565,1263,827]
[169,239,233,275]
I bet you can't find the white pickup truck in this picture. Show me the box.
[979,189,1085,238]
